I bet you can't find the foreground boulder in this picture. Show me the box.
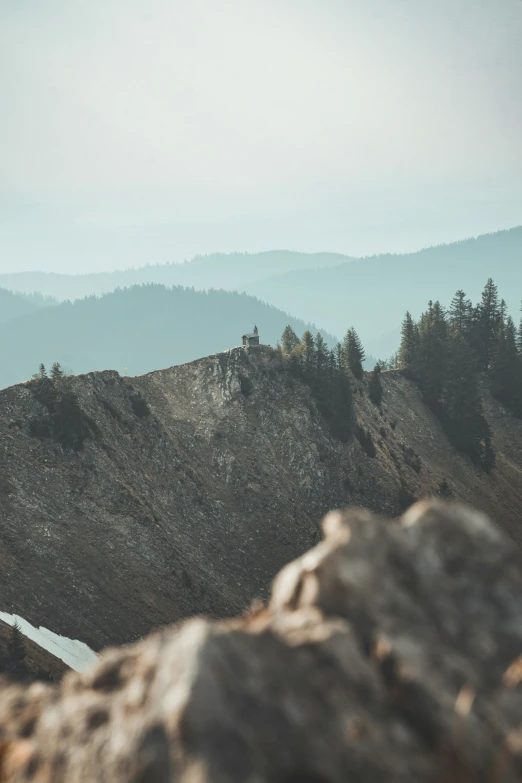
[2,500,522,781]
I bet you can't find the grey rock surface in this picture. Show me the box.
[0,346,521,651]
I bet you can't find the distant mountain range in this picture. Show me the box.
[1,227,520,364]
[0,284,339,389]
[244,227,522,359]
[0,250,356,301]
[0,288,45,325]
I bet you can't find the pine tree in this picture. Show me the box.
[506,315,518,357]
[51,362,64,379]
[343,328,365,380]
[476,278,500,370]
[314,333,329,378]
[335,342,343,372]
[518,304,522,354]
[491,315,522,416]
[398,312,419,370]
[281,326,300,355]
[368,364,383,406]
[7,620,27,674]
[325,350,336,408]
[415,301,448,409]
[388,351,399,370]
[329,344,353,441]
[442,331,491,465]
[38,363,47,379]
[448,290,472,336]
[301,331,316,379]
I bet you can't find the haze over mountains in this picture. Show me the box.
[0,227,520,378]
[0,251,356,301]
[245,227,522,357]
[0,285,338,389]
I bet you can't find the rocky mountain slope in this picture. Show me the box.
[3,500,522,782]
[0,346,521,653]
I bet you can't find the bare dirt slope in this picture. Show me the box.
[0,345,520,651]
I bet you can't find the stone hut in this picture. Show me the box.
[242,325,260,347]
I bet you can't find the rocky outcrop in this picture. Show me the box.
[0,346,521,652]
[2,500,522,781]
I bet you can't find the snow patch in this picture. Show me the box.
[0,612,98,672]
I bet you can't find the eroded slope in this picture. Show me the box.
[0,346,520,650]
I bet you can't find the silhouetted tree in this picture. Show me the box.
[301,330,316,379]
[388,351,399,369]
[38,363,47,379]
[476,278,500,370]
[368,364,383,406]
[442,331,490,465]
[279,328,352,441]
[281,326,300,355]
[398,311,419,370]
[448,290,472,336]
[51,362,64,379]
[491,314,522,416]
[415,301,448,409]
[6,621,27,675]
[343,328,365,380]
[315,333,329,378]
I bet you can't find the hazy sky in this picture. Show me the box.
[1,0,521,273]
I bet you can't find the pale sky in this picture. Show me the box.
[1,0,521,272]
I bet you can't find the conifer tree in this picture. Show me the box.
[343,328,365,380]
[51,361,64,379]
[491,315,522,416]
[506,315,518,357]
[368,364,383,406]
[335,342,343,372]
[314,333,329,378]
[7,620,27,673]
[476,278,500,370]
[301,331,316,379]
[415,301,448,409]
[325,350,336,407]
[330,344,353,441]
[443,331,490,464]
[398,312,419,370]
[388,351,399,370]
[38,363,47,379]
[448,290,472,336]
[281,326,300,355]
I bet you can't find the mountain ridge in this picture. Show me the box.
[244,226,522,356]
[0,283,339,390]
[0,344,520,652]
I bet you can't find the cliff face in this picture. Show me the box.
[0,345,520,651]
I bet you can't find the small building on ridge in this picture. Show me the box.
[242,326,260,347]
